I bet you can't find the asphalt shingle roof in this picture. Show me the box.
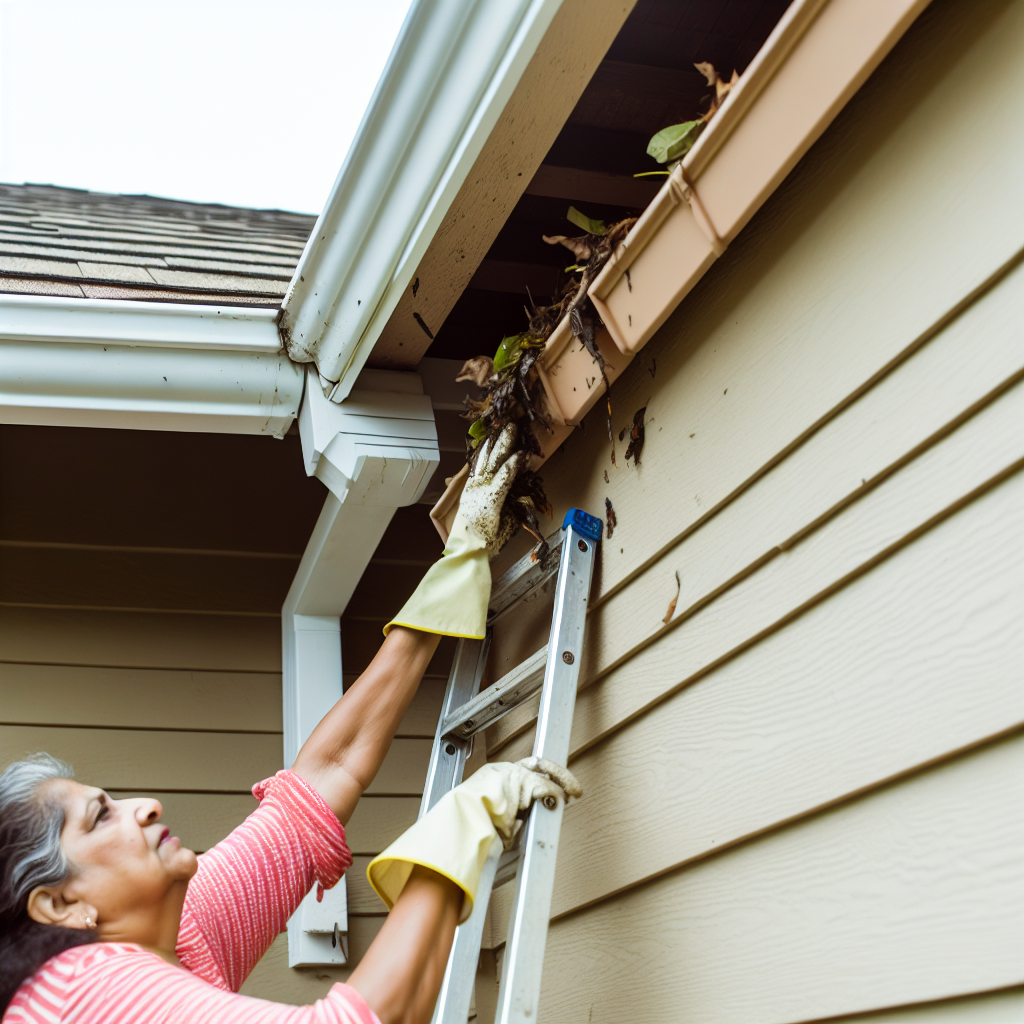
[0,183,316,307]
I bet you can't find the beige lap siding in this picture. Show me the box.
[479,1,1024,1020]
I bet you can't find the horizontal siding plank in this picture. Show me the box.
[488,248,1024,750]
[347,857,384,915]
[817,987,1024,1023]
[498,0,1024,612]
[492,374,1024,764]
[0,726,429,795]
[0,607,281,671]
[0,546,297,615]
[240,918,386,1004]
[345,797,420,855]
[0,664,281,732]
[534,735,1024,1023]
[489,468,1024,933]
[0,725,280,792]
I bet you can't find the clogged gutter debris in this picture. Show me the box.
[455,204,637,548]
[637,62,739,176]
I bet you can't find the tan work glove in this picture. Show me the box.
[367,758,582,923]
[385,425,525,640]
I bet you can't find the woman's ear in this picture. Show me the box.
[26,886,97,930]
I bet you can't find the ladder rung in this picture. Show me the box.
[441,645,548,741]
[488,531,564,622]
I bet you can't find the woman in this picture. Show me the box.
[0,428,579,1024]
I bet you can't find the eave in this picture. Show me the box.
[0,294,301,436]
[429,0,933,537]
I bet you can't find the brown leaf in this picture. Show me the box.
[455,356,494,388]
[694,61,717,87]
[693,62,739,121]
[542,234,594,262]
[625,406,646,466]
[662,571,681,624]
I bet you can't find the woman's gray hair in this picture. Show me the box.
[0,754,75,918]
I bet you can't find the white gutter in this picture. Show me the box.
[0,294,301,436]
[279,0,562,404]
[282,365,439,967]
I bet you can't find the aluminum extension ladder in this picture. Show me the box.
[420,508,602,1024]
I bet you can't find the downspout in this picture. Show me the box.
[281,366,439,967]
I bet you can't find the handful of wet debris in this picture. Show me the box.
[454,205,638,550]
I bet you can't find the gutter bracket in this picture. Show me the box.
[677,169,727,258]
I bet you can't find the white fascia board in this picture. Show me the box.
[0,295,301,436]
[279,0,562,403]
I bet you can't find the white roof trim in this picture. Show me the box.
[0,293,282,351]
[279,0,562,402]
[0,294,301,436]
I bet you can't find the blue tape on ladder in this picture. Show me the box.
[561,508,603,543]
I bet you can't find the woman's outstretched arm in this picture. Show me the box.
[291,626,440,825]
[291,426,525,825]
[347,867,463,1024]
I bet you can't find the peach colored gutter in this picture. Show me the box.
[432,0,931,539]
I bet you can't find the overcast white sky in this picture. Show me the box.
[0,0,413,214]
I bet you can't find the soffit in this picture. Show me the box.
[371,0,792,367]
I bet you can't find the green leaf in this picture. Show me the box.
[566,206,607,236]
[468,417,489,441]
[646,119,705,165]
[633,170,671,178]
[564,264,584,273]
[492,333,525,372]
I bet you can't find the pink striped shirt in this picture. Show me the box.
[4,771,380,1024]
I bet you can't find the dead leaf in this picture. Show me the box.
[625,406,646,466]
[604,497,617,538]
[662,571,681,624]
[694,62,740,121]
[455,356,494,388]
[542,234,594,262]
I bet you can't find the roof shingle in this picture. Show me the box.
[0,183,316,307]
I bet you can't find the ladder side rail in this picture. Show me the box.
[494,520,597,1024]
[419,633,490,819]
[432,837,503,1024]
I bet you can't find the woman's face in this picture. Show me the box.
[48,780,198,938]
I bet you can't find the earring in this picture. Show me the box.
[84,916,96,929]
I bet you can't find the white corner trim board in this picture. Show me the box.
[282,367,439,967]
[279,0,562,404]
[0,294,301,436]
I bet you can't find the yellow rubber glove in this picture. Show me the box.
[367,758,582,923]
[385,424,524,639]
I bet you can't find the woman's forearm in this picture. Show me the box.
[292,626,441,823]
[348,866,462,1024]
